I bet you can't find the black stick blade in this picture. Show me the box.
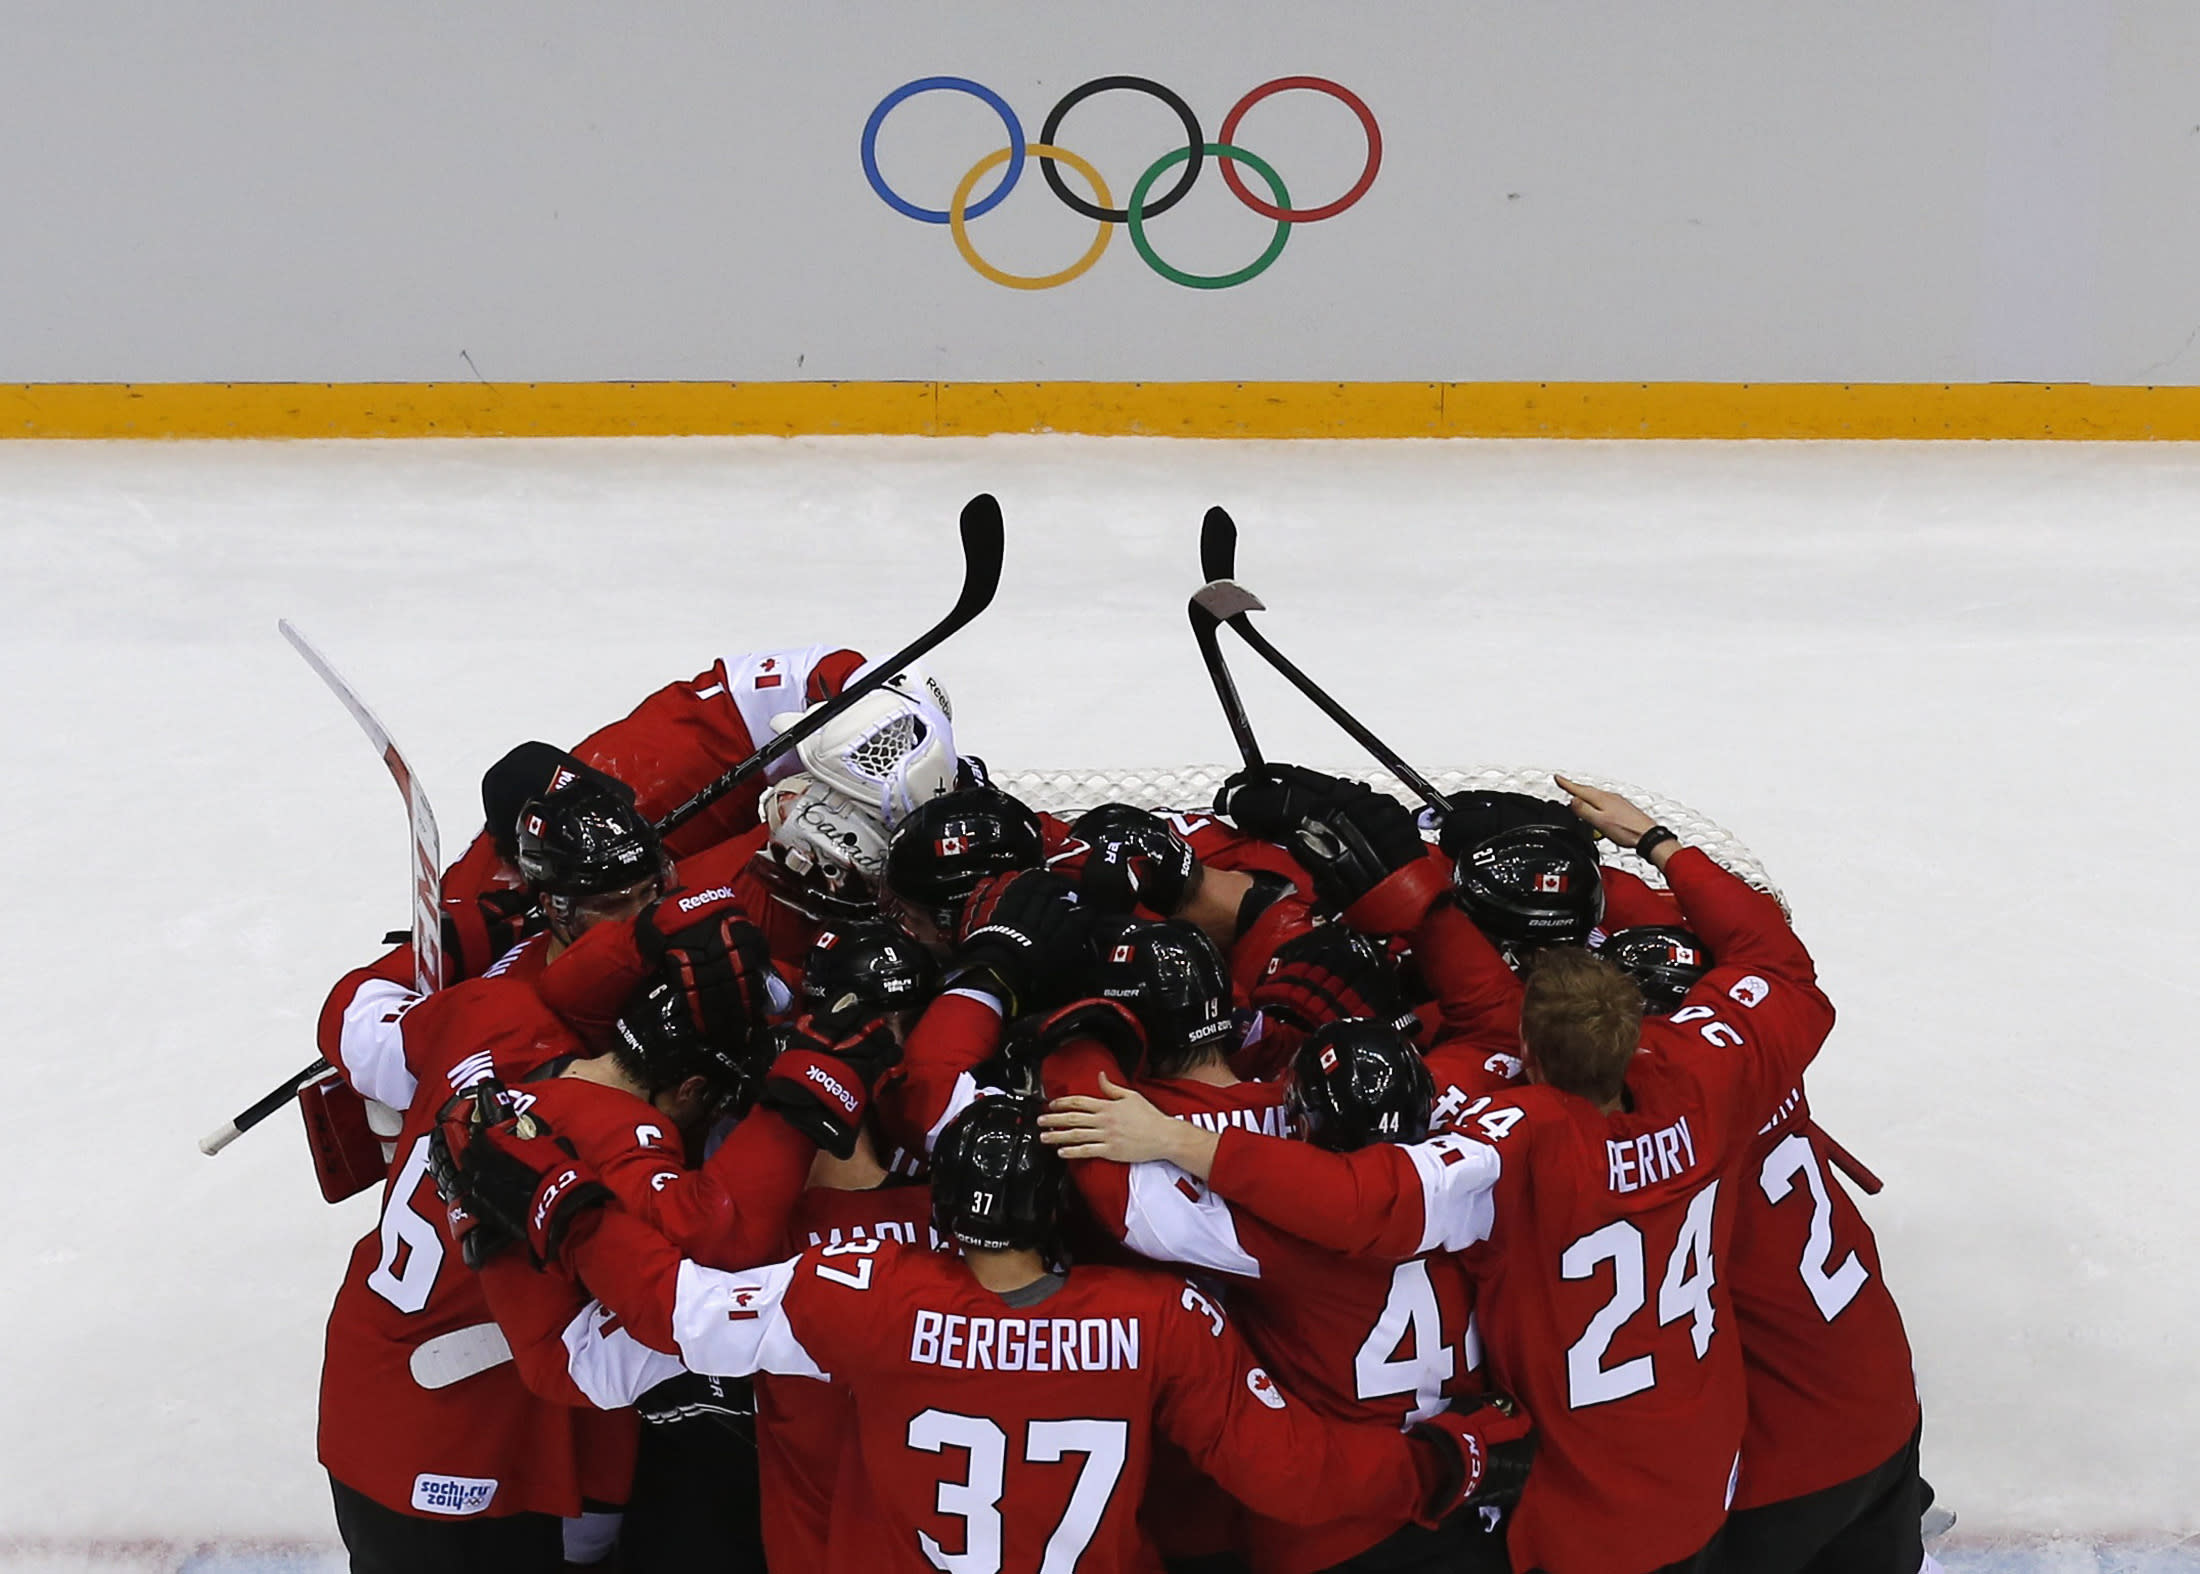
[1200,506,1238,584]
[956,493,1007,616]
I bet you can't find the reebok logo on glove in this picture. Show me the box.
[805,1064,859,1115]
[677,885,738,914]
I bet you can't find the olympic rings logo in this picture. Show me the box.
[860,75,1381,291]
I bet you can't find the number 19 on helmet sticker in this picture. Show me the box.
[861,74,1382,291]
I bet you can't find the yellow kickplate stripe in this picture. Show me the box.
[8,381,2200,439]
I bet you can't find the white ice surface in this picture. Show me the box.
[0,437,2195,1562]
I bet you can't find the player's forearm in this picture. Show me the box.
[1205,1130,1423,1258]
[1663,848,1817,982]
[681,1108,816,1269]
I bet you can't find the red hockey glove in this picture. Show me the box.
[428,1079,611,1270]
[636,904,776,1047]
[1409,1391,1536,1520]
[953,869,1092,1017]
[1070,804,1199,917]
[1251,922,1413,1037]
[757,1014,902,1159]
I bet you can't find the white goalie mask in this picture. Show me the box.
[785,663,957,827]
[754,773,891,922]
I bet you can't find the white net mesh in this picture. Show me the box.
[993,765,1787,913]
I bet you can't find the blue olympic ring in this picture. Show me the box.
[860,76,1027,224]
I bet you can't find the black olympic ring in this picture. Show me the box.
[1036,75,1205,224]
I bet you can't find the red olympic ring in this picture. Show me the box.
[1216,76,1382,223]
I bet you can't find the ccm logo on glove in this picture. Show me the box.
[532,1166,585,1234]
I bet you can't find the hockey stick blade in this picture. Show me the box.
[200,1057,332,1155]
[1200,506,1239,584]
[1212,584,1453,813]
[279,621,444,996]
[656,493,1007,835]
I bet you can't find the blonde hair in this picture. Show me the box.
[1520,949,1643,1105]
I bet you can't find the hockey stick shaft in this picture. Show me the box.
[1193,578,1452,812]
[1188,596,1264,769]
[199,1058,332,1156]
[656,494,1006,835]
[1189,507,1262,768]
[1810,1120,1885,1196]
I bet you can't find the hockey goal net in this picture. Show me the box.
[994,766,1786,912]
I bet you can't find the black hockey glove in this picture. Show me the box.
[1251,922,1414,1037]
[635,1371,756,1435]
[1213,763,1355,842]
[1410,1392,1536,1518]
[952,869,1092,1018]
[757,1014,902,1159]
[429,1079,611,1271]
[1071,804,1198,918]
[1291,783,1433,910]
[636,904,777,1046]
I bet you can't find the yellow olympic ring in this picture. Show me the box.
[949,143,1113,291]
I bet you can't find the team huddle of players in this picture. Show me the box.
[306,642,1932,1574]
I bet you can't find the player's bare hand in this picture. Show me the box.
[1041,1074,1216,1175]
[1553,774,1657,847]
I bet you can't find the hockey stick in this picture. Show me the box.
[656,493,1007,836]
[200,624,446,1157]
[1188,509,1263,768]
[1191,576,1453,813]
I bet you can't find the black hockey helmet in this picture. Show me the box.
[515,779,670,935]
[1452,823,1606,950]
[610,978,772,1118]
[1289,1019,1435,1152]
[930,1094,1065,1252]
[1595,925,1712,1016]
[802,919,941,1035]
[482,742,635,863]
[884,785,1045,929]
[1091,917,1236,1077]
[1436,790,1591,863]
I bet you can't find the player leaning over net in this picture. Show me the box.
[1044,772,1838,1574]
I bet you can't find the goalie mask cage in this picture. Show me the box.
[991,766,1787,914]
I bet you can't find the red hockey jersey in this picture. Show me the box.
[317,938,638,1520]
[1194,850,1836,1574]
[557,1217,1433,1573]
[573,646,864,857]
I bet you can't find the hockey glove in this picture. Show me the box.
[757,1014,902,1159]
[953,869,1092,1018]
[1213,763,1354,842]
[1071,804,1198,917]
[429,1079,611,1271]
[635,1371,756,1435]
[636,904,777,1047]
[1251,923,1414,1037]
[1409,1391,1536,1519]
[1292,785,1450,935]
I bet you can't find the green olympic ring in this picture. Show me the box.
[1128,143,1291,291]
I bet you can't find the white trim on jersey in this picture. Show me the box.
[721,646,833,785]
[1122,1161,1264,1280]
[1405,1133,1504,1254]
[669,1258,829,1383]
[334,976,423,1110]
[558,1301,687,1409]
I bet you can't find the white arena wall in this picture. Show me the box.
[4,0,2200,386]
